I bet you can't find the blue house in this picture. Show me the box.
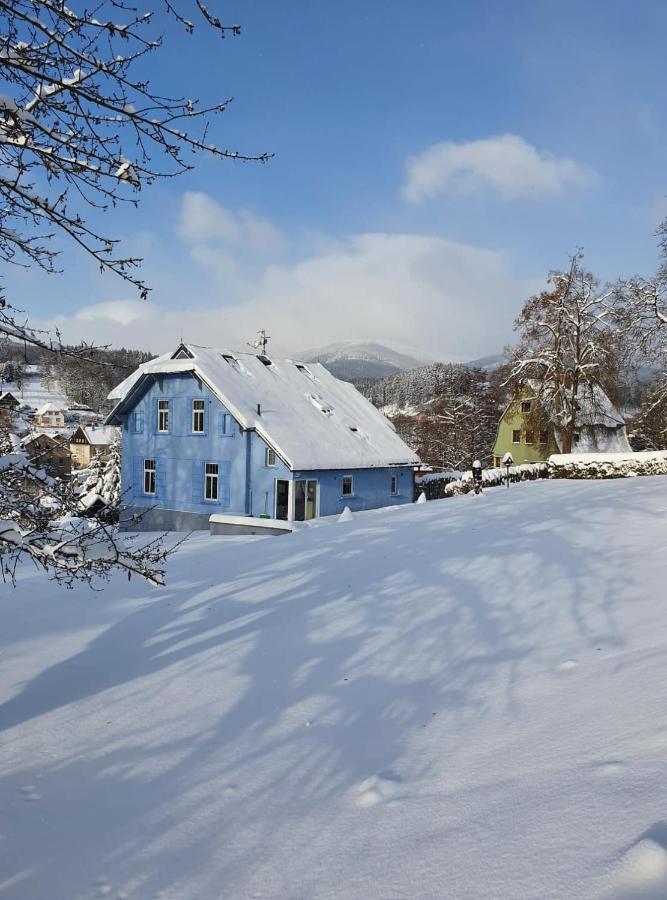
[106,343,420,530]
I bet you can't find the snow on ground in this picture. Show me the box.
[2,479,667,899]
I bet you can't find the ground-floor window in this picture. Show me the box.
[144,459,156,495]
[205,462,219,501]
[342,475,353,496]
[391,474,398,495]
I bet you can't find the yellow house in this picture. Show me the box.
[492,383,631,466]
[70,425,118,469]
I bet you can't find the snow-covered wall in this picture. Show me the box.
[422,463,549,499]
[548,450,667,479]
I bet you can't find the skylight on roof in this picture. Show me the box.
[222,353,240,370]
[295,363,317,382]
[258,355,273,367]
[309,394,333,415]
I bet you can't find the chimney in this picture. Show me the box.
[257,403,261,415]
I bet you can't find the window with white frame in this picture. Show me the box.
[144,459,156,495]
[205,462,219,501]
[265,447,277,467]
[192,398,205,433]
[342,475,353,496]
[391,474,398,495]
[157,399,169,432]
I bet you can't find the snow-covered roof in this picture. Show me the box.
[35,401,66,416]
[76,425,118,446]
[0,391,19,403]
[107,344,420,471]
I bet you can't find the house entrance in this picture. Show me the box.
[275,480,290,520]
[294,479,318,521]
[274,479,318,521]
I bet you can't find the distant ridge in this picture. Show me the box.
[298,341,435,381]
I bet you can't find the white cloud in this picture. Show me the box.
[177,191,285,256]
[403,134,596,204]
[46,200,537,362]
[72,299,153,327]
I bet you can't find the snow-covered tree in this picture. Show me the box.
[78,439,121,519]
[617,276,667,425]
[0,0,268,353]
[509,253,619,454]
[0,2,265,583]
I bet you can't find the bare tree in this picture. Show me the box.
[0,0,268,354]
[509,252,619,453]
[0,1,267,583]
[616,276,667,419]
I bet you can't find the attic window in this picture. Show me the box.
[171,344,194,359]
[258,355,273,367]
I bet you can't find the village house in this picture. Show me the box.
[34,402,66,429]
[0,391,20,411]
[70,425,118,469]
[106,343,420,530]
[21,433,71,479]
[492,382,631,466]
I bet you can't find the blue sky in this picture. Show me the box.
[11,0,667,359]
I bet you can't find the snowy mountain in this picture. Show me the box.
[298,341,435,381]
[465,351,506,371]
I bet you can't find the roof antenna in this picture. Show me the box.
[247,328,270,356]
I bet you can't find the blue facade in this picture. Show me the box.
[118,372,414,530]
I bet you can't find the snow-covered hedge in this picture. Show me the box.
[548,450,667,480]
[441,462,549,497]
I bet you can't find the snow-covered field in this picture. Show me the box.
[2,479,667,899]
[3,365,68,411]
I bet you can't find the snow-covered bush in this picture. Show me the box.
[548,451,667,479]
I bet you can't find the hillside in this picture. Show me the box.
[357,360,492,414]
[2,478,667,899]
